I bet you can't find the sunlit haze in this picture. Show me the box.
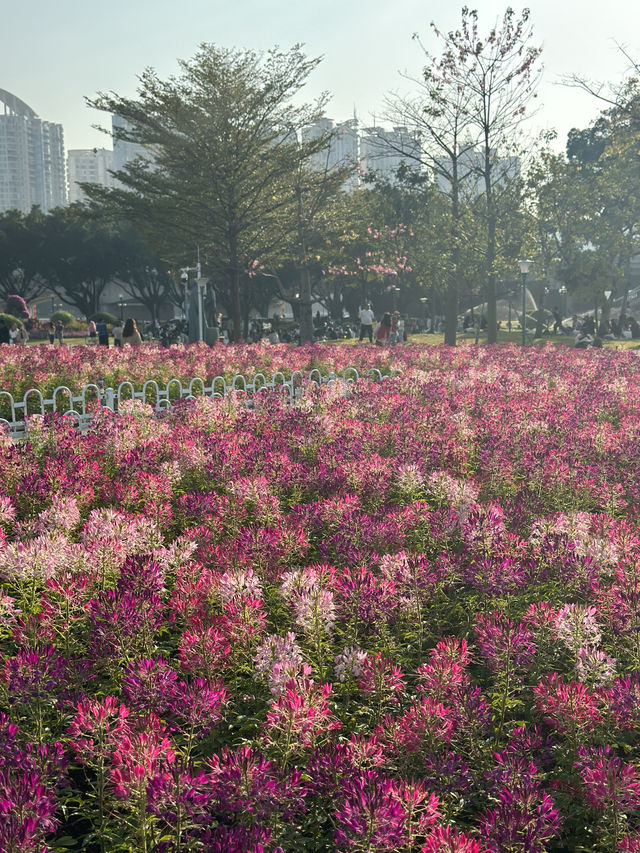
[5,0,640,151]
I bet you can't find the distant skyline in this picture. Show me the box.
[4,0,639,152]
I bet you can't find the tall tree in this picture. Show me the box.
[40,207,121,318]
[383,31,478,345]
[427,7,542,343]
[563,44,640,132]
[0,208,50,304]
[246,158,354,343]
[112,227,175,321]
[85,44,334,340]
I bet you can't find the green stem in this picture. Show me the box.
[495,651,512,747]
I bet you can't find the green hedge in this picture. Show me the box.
[0,313,24,329]
[89,312,118,326]
[50,311,75,327]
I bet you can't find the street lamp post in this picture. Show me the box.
[119,295,124,321]
[196,277,208,342]
[518,260,532,346]
[180,259,202,334]
[419,297,428,332]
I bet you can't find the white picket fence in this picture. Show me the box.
[0,367,394,440]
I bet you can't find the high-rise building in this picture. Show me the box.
[359,126,420,183]
[0,89,66,213]
[67,148,115,203]
[435,148,520,197]
[112,115,148,178]
[302,117,360,190]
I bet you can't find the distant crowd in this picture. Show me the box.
[563,312,640,348]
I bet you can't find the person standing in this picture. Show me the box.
[55,321,64,345]
[121,318,142,346]
[47,321,55,345]
[96,320,109,346]
[390,311,400,345]
[112,321,123,347]
[375,312,392,345]
[87,320,98,343]
[358,303,375,342]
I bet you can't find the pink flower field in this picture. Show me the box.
[0,342,407,401]
[3,342,640,852]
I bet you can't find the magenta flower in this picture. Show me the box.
[357,653,405,704]
[178,624,231,677]
[68,695,130,762]
[207,744,307,822]
[334,770,407,851]
[479,789,561,853]
[620,832,640,851]
[421,825,491,853]
[171,677,227,738]
[534,673,603,734]
[263,675,341,752]
[575,745,640,813]
[0,716,66,852]
[122,657,179,717]
[109,720,175,801]
[475,612,536,674]
[380,697,455,760]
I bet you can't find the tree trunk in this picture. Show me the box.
[484,144,498,345]
[229,234,242,342]
[535,285,546,338]
[296,187,314,344]
[299,268,313,344]
[444,166,460,346]
[444,274,458,346]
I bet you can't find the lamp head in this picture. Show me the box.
[518,260,532,275]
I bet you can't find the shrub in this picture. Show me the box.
[5,294,29,320]
[0,312,23,329]
[89,312,118,326]
[50,310,75,327]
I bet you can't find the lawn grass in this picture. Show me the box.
[333,330,640,350]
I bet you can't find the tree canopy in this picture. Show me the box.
[85,44,346,339]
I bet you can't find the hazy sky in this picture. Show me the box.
[4,0,639,151]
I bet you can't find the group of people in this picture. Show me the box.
[85,318,142,347]
[43,318,143,347]
[0,322,30,345]
[571,312,640,347]
[358,304,406,345]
